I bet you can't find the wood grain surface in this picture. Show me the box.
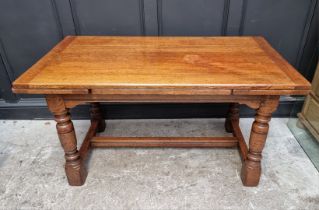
[12,36,310,95]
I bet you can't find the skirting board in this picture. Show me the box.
[0,97,305,119]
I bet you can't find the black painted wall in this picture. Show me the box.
[0,0,318,119]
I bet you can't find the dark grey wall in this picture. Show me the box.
[0,0,318,119]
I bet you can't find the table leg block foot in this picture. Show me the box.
[65,162,88,186]
[224,119,233,133]
[97,120,106,133]
[241,160,261,186]
[225,103,239,133]
[90,102,106,133]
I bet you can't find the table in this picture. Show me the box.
[12,36,310,187]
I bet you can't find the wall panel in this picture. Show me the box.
[0,0,317,118]
[158,0,226,35]
[240,0,313,66]
[70,0,145,35]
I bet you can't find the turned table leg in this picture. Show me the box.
[46,96,87,186]
[225,103,240,133]
[241,96,279,186]
[90,102,106,133]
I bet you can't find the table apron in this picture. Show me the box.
[55,94,279,110]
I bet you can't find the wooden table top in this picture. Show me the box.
[12,36,310,95]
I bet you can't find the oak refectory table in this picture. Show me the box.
[12,36,311,187]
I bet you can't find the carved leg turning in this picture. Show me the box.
[46,96,87,186]
[90,102,106,133]
[241,96,279,186]
[225,103,240,133]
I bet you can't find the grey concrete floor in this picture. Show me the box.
[0,118,318,209]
